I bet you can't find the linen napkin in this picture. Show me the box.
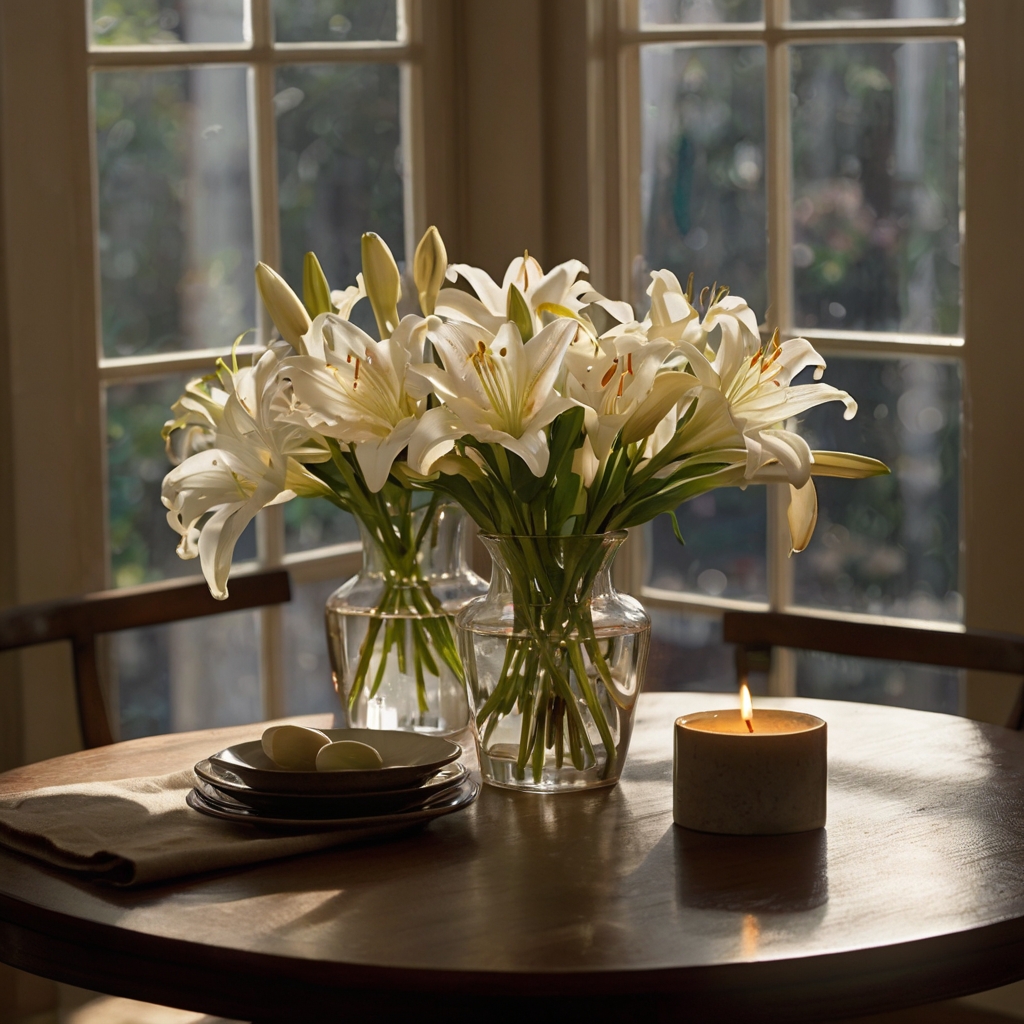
[0,770,402,886]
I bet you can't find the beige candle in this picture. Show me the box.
[673,691,826,835]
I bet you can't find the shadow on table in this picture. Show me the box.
[673,825,829,914]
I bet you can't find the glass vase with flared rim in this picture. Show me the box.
[456,531,651,792]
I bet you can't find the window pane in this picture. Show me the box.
[645,611,738,692]
[645,488,767,602]
[106,376,257,588]
[283,577,347,715]
[791,42,962,335]
[113,611,261,740]
[789,0,962,20]
[791,356,961,622]
[641,0,762,24]
[91,0,248,46]
[95,68,255,358]
[796,651,958,715]
[640,45,767,317]
[274,0,398,41]
[276,63,404,339]
[285,499,360,553]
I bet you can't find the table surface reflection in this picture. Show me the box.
[2,693,1024,1023]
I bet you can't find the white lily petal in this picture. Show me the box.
[353,416,419,492]
[787,479,818,554]
[198,475,283,600]
[407,405,464,474]
[445,263,505,313]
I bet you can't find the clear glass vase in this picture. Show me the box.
[456,532,651,792]
[325,500,486,736]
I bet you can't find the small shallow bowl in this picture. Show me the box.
[209,728,461,794]
[193,759,469,817]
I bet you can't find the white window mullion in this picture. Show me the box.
[249,0,287,719]
[764,0,796,695]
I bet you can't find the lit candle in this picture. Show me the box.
[673,686,827,835]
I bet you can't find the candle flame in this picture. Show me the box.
[740,683,753,732]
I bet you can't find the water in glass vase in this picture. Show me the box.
[325,500,486,735]
[458,532,651,792]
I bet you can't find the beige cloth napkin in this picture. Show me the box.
[0,770,396,886]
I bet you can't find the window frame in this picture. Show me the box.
[592,0,1003,697]
[88,0,427,725]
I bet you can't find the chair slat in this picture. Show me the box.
[723,611,1024,676]
[0,569,293,748]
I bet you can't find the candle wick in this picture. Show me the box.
[745,718,754,733]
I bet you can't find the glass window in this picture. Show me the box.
[112,611,261,740]
[95,68,255,357]
[640,45,767,316]
[646,610,741,692]
[632,10,967,711]
[283,577,346,715]
[789,0,962,21]
[274,0,399,42]
[791,355,962,621]
[796,649,958,714]
[89,0,412,741]
[91,0,249,46]
[646,488,768,602]
[275,62,404,341]
[791,42,962,335]
[641,0,763,25]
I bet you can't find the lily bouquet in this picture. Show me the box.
[161,224,885,780]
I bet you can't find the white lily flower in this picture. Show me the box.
[646,270,761,358]
[162,374,230,464]
[668,331,857,487]
[277,312,431,492]
[562,332,700,485]
[435,254,592,336]
[162,349,332,599]
[408,318,578,477]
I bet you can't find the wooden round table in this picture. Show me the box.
[2,693,1024,1023]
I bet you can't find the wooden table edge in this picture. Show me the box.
[3,877,1024,1021]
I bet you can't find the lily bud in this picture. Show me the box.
[413,225,447,316]
[255,262,311,352]
[361,232,402,339]
[506,283,534,342]
[302,252,333,317]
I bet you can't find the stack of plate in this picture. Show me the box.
[188,728,477,834]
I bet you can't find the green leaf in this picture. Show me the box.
[548,471,582,534]
[667,510,686,547]
[612,465,740,529]
[507,283,534,342]
[302,252,333,317]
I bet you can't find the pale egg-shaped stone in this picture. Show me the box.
[316,740,384,772]
[262,725,331,771]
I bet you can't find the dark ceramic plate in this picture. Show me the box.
[193,758,469,817]
[186,777,478,832]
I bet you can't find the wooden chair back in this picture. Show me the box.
[722,610,1024,730]
[0,569,292,748]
